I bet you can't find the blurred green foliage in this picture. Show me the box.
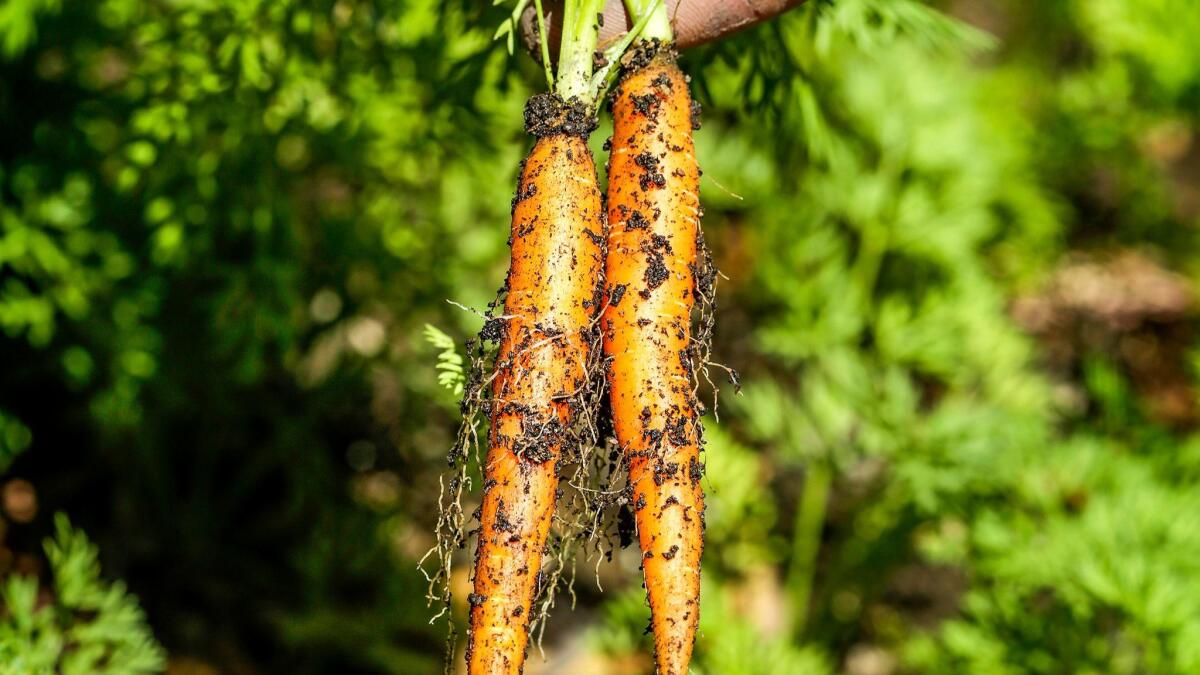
[0,515,163,674]
[1,0,1199,672]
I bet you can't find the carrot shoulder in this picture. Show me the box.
[603,45,705,675]
[466,128,605,675]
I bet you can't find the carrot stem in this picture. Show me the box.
[623,0,673,41]
[592,0,665,104]
[556,0,605,101]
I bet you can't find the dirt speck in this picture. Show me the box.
[634,152,667,190]
[610,283,628,307]
[644,254,669,293]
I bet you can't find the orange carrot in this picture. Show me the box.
[457,2,672,669]
[465,121,605,674]
[603,40,706,675]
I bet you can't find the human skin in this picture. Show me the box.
[522,0,806,54]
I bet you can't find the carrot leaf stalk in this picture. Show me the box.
[493,0,533,56]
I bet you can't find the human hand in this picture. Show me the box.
[520,0,805,55]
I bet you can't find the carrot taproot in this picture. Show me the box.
[602,37,707,675]
[465,119,605,674]
[463,0,647,668]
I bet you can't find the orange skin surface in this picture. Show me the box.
[466,133,605,675]
[602,50,704,675]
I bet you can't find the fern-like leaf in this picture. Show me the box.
[423,323,466,397]
[0,514,165,674]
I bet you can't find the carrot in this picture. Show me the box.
[466,127,605,674]
[602,10,707,673]
[463,2,654,671]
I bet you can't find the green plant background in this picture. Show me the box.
[2,0,1199,672]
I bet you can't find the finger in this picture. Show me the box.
[521,0,805,58]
